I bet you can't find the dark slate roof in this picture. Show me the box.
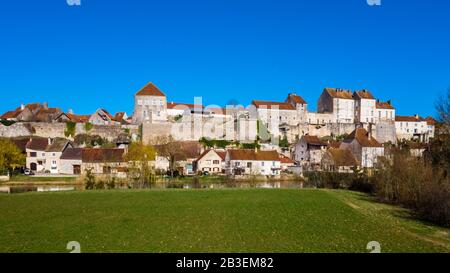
[61,148,83,160]
[26,138,50,151]
[45,138,71,152]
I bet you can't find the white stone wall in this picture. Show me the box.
[228,160,281,176]
[355,99,376,123]
[334,98,355,123]
[375,108,395,123]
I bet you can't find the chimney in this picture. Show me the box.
[48,137,52,145]
[21,103,25,110]
[415,114,419,119]
[68,109,74,114]
[387,100,391,106]
[254,146,258,154]
[43,102,48,109]
[368,123,373,139]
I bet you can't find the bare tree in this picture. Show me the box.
[152,135,185,177]
[435,87,450,126]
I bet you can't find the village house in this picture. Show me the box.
[167,102,203,117]
[340,128,384,168]
[225,149,281,177]
[25,137,50,172]
[353,90,376,124]
[318,88,355,124]
[60,148,126,176]
[279,154,296,171]
[154,141,203,175]
[133,82,168,124]
[0,103,51,122]
[193,149,226,174]
[54,111,90,123]
[293,135,328,170]
[35,107,62,122]
[321,148,359,173]
[375,100,395,122]
[395,115,434,142]
[43,138,73,174]
[89,109,119,125]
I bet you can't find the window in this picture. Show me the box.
[52,160,56,165]
[52,153,56,156]
[103,166,112,174]
[213,160,219,165]
[235,162,240,166]
[30,152,37,157]
[247,162,252,168]
[261,162,265,166]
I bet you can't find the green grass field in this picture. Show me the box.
[1,189,449,253]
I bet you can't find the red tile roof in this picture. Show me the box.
[326,148,359,167]
[252,100,295,110]
[279,154,295,164]
[1,109,22,119]
[324,88,354,99]
[376,101,394,110]
[286,93,307,104]
[114,112,126,122]
[344,128,382,148]
[353,90,375,100]
[302,135,327,146]
[167,102,203,110]
[196,150,226,162]
[395,115,422,122]
[135,82,166,97]
[81,148,125,163]
[228,149,280,161]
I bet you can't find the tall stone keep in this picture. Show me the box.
[132,82,168,124]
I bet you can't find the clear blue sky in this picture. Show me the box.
[0,0,449,117]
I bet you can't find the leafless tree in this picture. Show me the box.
[435,87,450,126]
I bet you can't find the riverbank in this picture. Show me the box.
[1,189,450,252]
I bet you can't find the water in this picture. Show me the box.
[0,180,304,194]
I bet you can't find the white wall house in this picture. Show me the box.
[293,135,328,170]
[318,88,355,124]
[395,115,432,142]
[194,149,226,174]
[225,149,281,177]
[340,128,384,168]
[133,82,168,124]
[353,90,376,124]
[375,101,395,122]
[26,138,50,172]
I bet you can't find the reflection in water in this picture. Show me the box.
[0,180,304,194]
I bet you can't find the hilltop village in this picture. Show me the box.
[0,82,436,178]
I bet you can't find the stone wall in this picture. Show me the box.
[1,122,139,141]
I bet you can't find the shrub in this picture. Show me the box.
[372,151,450,227]
[84,169,96,190]
[64,122,76,138]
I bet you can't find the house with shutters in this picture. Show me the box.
[353,89,376,124]
[340,128,384,168]
[318,88,355,124]
[293,135,328,170]
[375,100,395,122]
[25,137,72,173]
[60,148,127,176]
[132,82,168,124]
[225,149,281,177]
[395,115,435,142]
[193,149,226,174]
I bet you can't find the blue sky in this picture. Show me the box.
[0,0,449,117]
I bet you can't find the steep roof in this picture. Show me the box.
[135,82,166,97]
[326,148,359,167]
[328,141,342,149]
[26,138,49,151]
[196,149,226,162]
[324,88,354,100]
[376,101,394,110]
[279,154,295,164]
[114,112,126,122]
[422,116,436,125]
[252,100,295,110]
[344,128,382,148]
[302,135,327,146]
[228,149,280,161]
[286,93,307,104]
[353,90,375,100]
[46,138,71,152]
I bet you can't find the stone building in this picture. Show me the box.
[318,88,355,124]
[321,148,359,173]
[132,82,168,124]
[340,128,384,168]
[293,135,328,170]
[353,89,376,124]
[225,149,281,177]
[193,149,226,174]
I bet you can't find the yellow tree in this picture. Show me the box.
[0,139,25,176]
[124,142,157,187]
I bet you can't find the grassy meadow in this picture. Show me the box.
[0,189,449,253]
